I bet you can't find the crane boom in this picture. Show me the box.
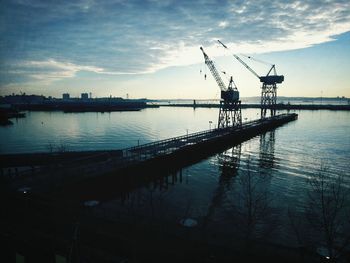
[233,54,260,79]
[217,40,284,84]
[218,40,260,79]
[200,47,226,91]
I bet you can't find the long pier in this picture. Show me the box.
[2,113,297,199]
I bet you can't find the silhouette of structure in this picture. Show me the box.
[259,131,276,169]
[218,40,284,118]
[200,46,242,128]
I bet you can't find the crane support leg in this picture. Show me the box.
[218,100,242,128]
[261,83,277,118]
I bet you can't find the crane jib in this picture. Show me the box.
[200,47,227,91]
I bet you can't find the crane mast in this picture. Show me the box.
[217,40,284,118]
[200,46,242,128]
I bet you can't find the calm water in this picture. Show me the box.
[1,108,350,247]
[0,107,264,153]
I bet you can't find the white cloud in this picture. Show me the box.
[9,59,151,85]
[218,21,229,28]
[23,59,104,82]
[1,0,350,87]
[155,0,350,69]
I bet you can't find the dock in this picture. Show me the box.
[2,113,298,200]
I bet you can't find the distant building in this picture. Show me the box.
[81,93,89,100]
[62,93,70,100]
[1,94,45,104]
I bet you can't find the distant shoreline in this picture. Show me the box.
[157,103,350,111]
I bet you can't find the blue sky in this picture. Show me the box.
[0,0,349,99]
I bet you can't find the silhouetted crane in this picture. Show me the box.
[200,46,242,128]
[218,40,284,118]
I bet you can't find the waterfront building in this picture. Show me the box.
[81,93,89,100]
[62,93,70,100]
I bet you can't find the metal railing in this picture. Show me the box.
[120,114,295,160]
[122,118,263,153]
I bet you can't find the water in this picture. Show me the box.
[1,108,350,248]
[0,107,262,153]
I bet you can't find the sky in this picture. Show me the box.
[0,0,349,99]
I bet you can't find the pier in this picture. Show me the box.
[2,113,298,200]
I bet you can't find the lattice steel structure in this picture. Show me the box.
[217,77,242,128]
[200,47,242,129]
[218,40,283,119]
[261,83,277,118]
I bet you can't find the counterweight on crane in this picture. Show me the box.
[200,46,242,128]
[218,40,284,118]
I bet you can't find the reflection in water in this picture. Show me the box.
[259,131,275,169]
[120,169,184,204]
[203,145,242,228]
[229,156,278,247]
[114,145,244,234]
[116,168,197,226]
[218,144,242,180]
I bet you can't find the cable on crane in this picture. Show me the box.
[240,54,273,66]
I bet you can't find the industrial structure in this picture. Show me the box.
[81,93,89,100]
[62,93,70,100]
[200,46,242,128]
[218,40,284,118]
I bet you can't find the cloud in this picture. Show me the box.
[0,0,350,87]
[26,59,103,79]
[0,59,103,86]
[0,58,146,87]
[218,21,229,28]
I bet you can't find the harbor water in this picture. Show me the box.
[1,107,350,248]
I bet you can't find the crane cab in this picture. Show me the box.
[260,75,284,84]
[221,90,239,102]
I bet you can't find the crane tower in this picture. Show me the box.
[218,40,284,118]
[200,47,242,128]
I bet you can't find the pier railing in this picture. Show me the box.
[120,114,291,160]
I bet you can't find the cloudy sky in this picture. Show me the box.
[0,0,349,99]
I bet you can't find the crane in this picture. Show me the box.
[200,46,242,128]
[217,40,284,118]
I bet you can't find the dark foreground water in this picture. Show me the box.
[1,108,350,249]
